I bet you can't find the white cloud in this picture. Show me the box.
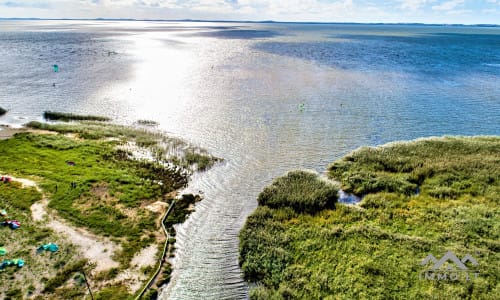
[432,0,464,11]
[482,8,499,14]
[445,9,472,15]
[0,0,52,9]
[399,0,431,11]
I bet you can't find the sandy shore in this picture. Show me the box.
[0,125,25,139]
[0,124,59,140]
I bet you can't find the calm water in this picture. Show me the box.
[1,21,499,299]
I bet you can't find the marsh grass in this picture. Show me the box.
[43,111,111,122]
[240,136,500,299]
[26,121,220,172]
[257,171,338,214]
[328,136,499,199]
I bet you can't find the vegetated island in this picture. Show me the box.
[0,112,219,299]
[240,136,499,300]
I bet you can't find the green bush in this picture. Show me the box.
[43,259,88,293]
[257,171,338,214]
[143,288,158,300]
[94,285,132,300]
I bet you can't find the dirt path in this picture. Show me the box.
[48,217,120,272]
[115,244,159,293]
[2,174,121,273]
[7,174,159,292]
[1,131,161,293]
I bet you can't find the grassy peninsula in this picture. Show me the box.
[240,136,499,299]
[0,116,218,299]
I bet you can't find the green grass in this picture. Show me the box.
[257,171,338,214]
[0,133,182,241]
[0,182,84,299]
[240,136,500,300]
[328,136,499,199]
[26,121,220,172]
[26,121,158,140]
[0,121,218,298]
[43,111,111,122]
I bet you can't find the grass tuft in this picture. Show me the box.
[258,171,338,214]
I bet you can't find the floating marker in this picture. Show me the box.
[298,103,305,112]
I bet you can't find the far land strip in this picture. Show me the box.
[0,112,215,299]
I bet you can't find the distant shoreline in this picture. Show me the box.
[0,18,498,27]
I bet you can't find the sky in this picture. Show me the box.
[0,0,499,24]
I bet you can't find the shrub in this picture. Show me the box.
[43,259,88,293]
[94,285,131,300]
[143,288,158,300]
[257,171,338,214]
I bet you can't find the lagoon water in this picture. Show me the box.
[1,21,499,299]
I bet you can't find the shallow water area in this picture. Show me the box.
[338,190,362,204]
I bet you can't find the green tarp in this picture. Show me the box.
[0,259,24,269]
[37,243,59,253]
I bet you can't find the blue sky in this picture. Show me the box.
[0,0,499,24]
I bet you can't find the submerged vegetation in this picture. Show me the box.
[0,117,219,298]
[136,119,159,126]
[26,121,219,172]
[240,136,499,299]
[43,111,111,122]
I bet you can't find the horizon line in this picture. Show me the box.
[0,17,499,27]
